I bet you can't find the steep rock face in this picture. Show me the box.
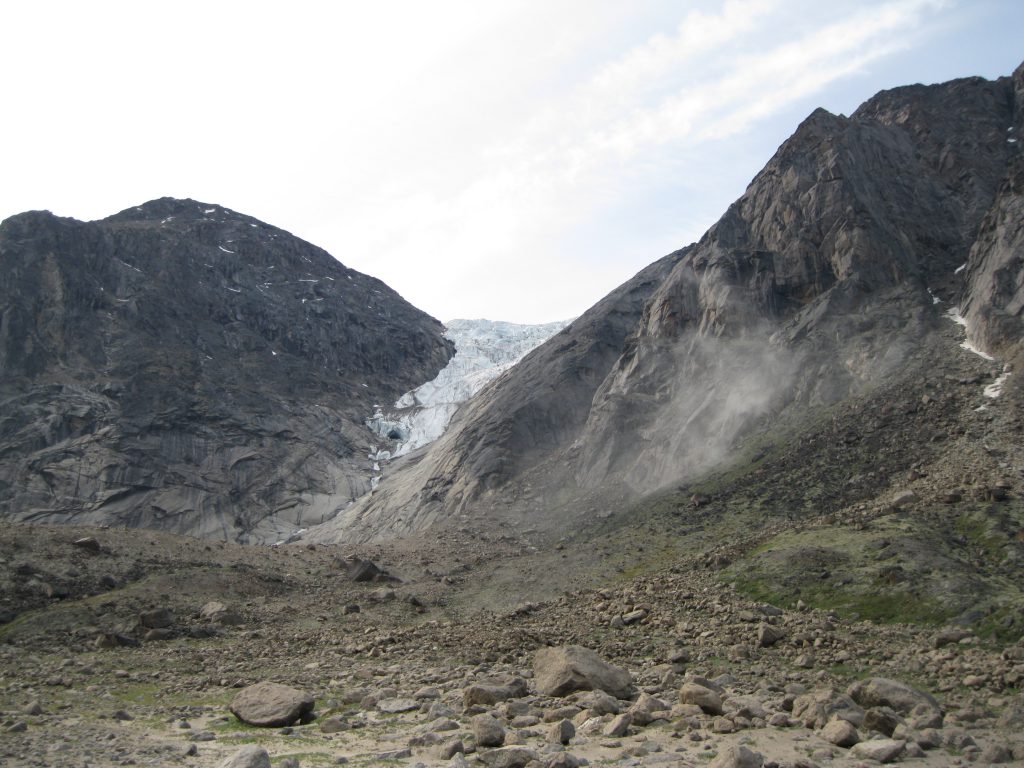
[578,71,1017,489]
[0,198,452,541]
[309,63,1022,545]
[961,62,1024,360]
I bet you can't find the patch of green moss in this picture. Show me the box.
[733,575,951,626]
[956,512,1009,563]
[0,610,38,641]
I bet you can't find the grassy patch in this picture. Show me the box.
[956,511,1010,563]
[733,575,951,626]
[0,609,39,641]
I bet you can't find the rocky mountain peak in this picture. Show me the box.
[0,198,453,541]
[308,60,1024,547]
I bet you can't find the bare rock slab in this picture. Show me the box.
[377,697,419,713]
[230,682,314,727]
[534,645,633,698]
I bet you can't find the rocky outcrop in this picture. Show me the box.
[0,198,452,541]
[961,62,1024,360]
[308,61,1024,545]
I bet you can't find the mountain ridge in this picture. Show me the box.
[307,61,1023,547]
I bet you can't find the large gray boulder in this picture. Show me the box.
[230,682,314,727]
[846,677,941,716]
[533,645,633,698]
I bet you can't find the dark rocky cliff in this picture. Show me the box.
[310,62,1023,545]
[0,198,452,541]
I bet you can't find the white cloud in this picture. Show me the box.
[2,0,1010,324]
[320,0,956,321]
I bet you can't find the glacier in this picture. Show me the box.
[366,318,571,459]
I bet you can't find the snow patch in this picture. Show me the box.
[984,369,1011,399]
[954,263,967,275]
[945,307,995,360]
[218,245,235,254]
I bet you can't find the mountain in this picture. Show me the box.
[0,198,453,542]
[308,62,1024,548]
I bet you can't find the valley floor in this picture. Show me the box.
[1,522,1022,767]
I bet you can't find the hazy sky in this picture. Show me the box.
[3,1,1022,323]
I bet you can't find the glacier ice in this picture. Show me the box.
[364,318,571,463]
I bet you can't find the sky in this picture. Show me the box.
[3,1,1022,324]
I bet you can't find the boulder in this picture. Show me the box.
[863,706,903,736]
[678,682,723,715]
[603,712,632,737]
[72,537,102,554]
[200,601,244,626]
[230,682,314,727]
[377,698,419,714]
[533,646,633,698]
[217,745,272,768]
[708,745,763,767]
[464,677,529,706]
[573,689,619,715]
[628,692,669,725]
[547,718,575,745]
[850,738,906,763]
[476,746,540,768]
[792,688,864,729]
[340,557,398,583]
[543,753,582,768]
[473,714,506,748]
[320,716,349,733]
[756,622,785,647]
[847,677,940,716]
[821,717,860,747]
[439,738,465,759]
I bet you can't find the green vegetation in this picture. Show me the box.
[733,573,951,626]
